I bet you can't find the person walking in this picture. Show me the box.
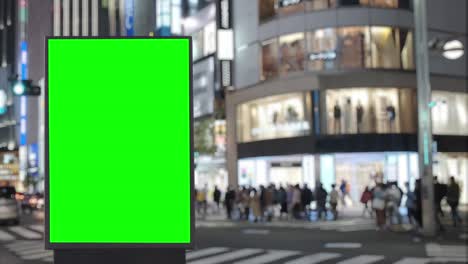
[278,186,288,220]
[433,176,447,232]
[340,180,351,206]
[360,186,373,218]
[259,185,266,221]
[250,188,262,222]
[196,185,208,218]
[372,183,386,230]
[386,182,402,226]
[224,186,235,220]
[446,176,462,227]
[330,184,339,220]
[264,184,275,221]
[414,179,423,228]
[213,185,221,213]
[242,187,251,221]
[301,184,313,218]
[315,183,328,220]
[292,185,302,219]
[287,185,294,220]
[404,182,417,226]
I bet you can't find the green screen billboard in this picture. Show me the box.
[46,38,193,248]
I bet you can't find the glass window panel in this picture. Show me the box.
[400,30,415,70]
[325,88,416,134]
[338,0,369,6]
[261,38,280,81]
[236,93,311,142]
[370,0,398,8]
[337,27,372,69]
[192,30,204,61]
[307,28,337,71]
[277,0,305,16]
[432,92,468,135]
[370,27,401,69]
[259,0,276,23]
[306,0,337,11]
[279,33,305,75]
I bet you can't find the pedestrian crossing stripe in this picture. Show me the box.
[0,225,44,241]
[425,243,468,258]
[232,250,299,264]
[336,255,385,264]
[4,243,468,264]
[283,253,342,264]
[187,247,230,261]
[0,229,15,241]
[188,248,263,264]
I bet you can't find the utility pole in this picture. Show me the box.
[414,0,436,236]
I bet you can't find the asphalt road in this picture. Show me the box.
[1,212,467,264]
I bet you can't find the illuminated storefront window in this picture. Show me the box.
[325,88,417,134]
[308,28,337,71]
[279,33,305,75]
[260,26,414,80]
[237,92,312,142]
[259,0,411,23]
[369,27,414,69]
[432,91,468,136]
[307,0,337,11]
[261,38,279,81]
[337,27,372,69]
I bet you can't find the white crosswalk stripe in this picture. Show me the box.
[187,249,263,264]
[29,224,45,233]
[0,229,15,241]
[4,243,468,264]
[426,243,468,258]
[393,257,430,264]
[284,253,342,264]
[324,243,362,249]
[22,251,53,260]
[43,256,54,262]
[187,247,229,261]
[7,226,42,239]
[336,255,385,264]
[5,240,52,263]
[233,250,299,264]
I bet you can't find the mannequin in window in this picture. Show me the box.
[272,111,279,125]
[369,104,376,132]
[333,101,341,134]
[386,104,396,132]
[356,101,364,133]
[344,98,352,133]
[286,106,299,122]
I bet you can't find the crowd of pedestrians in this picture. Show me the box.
[195,181,353,222]
[360,176,463,231]
[195,175,463,232]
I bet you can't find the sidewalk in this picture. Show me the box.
[195,205,468,240]
[196,205,373,222]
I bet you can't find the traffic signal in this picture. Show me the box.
[10,79,41,96]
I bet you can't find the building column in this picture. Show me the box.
[314,154,321,188]
[226,91,238,188]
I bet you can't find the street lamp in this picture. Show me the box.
[429,38,465,60]
[442,40,464,60]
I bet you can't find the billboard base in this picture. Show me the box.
[54,249,186,264]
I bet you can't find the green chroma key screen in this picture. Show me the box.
[46,38,192,247]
